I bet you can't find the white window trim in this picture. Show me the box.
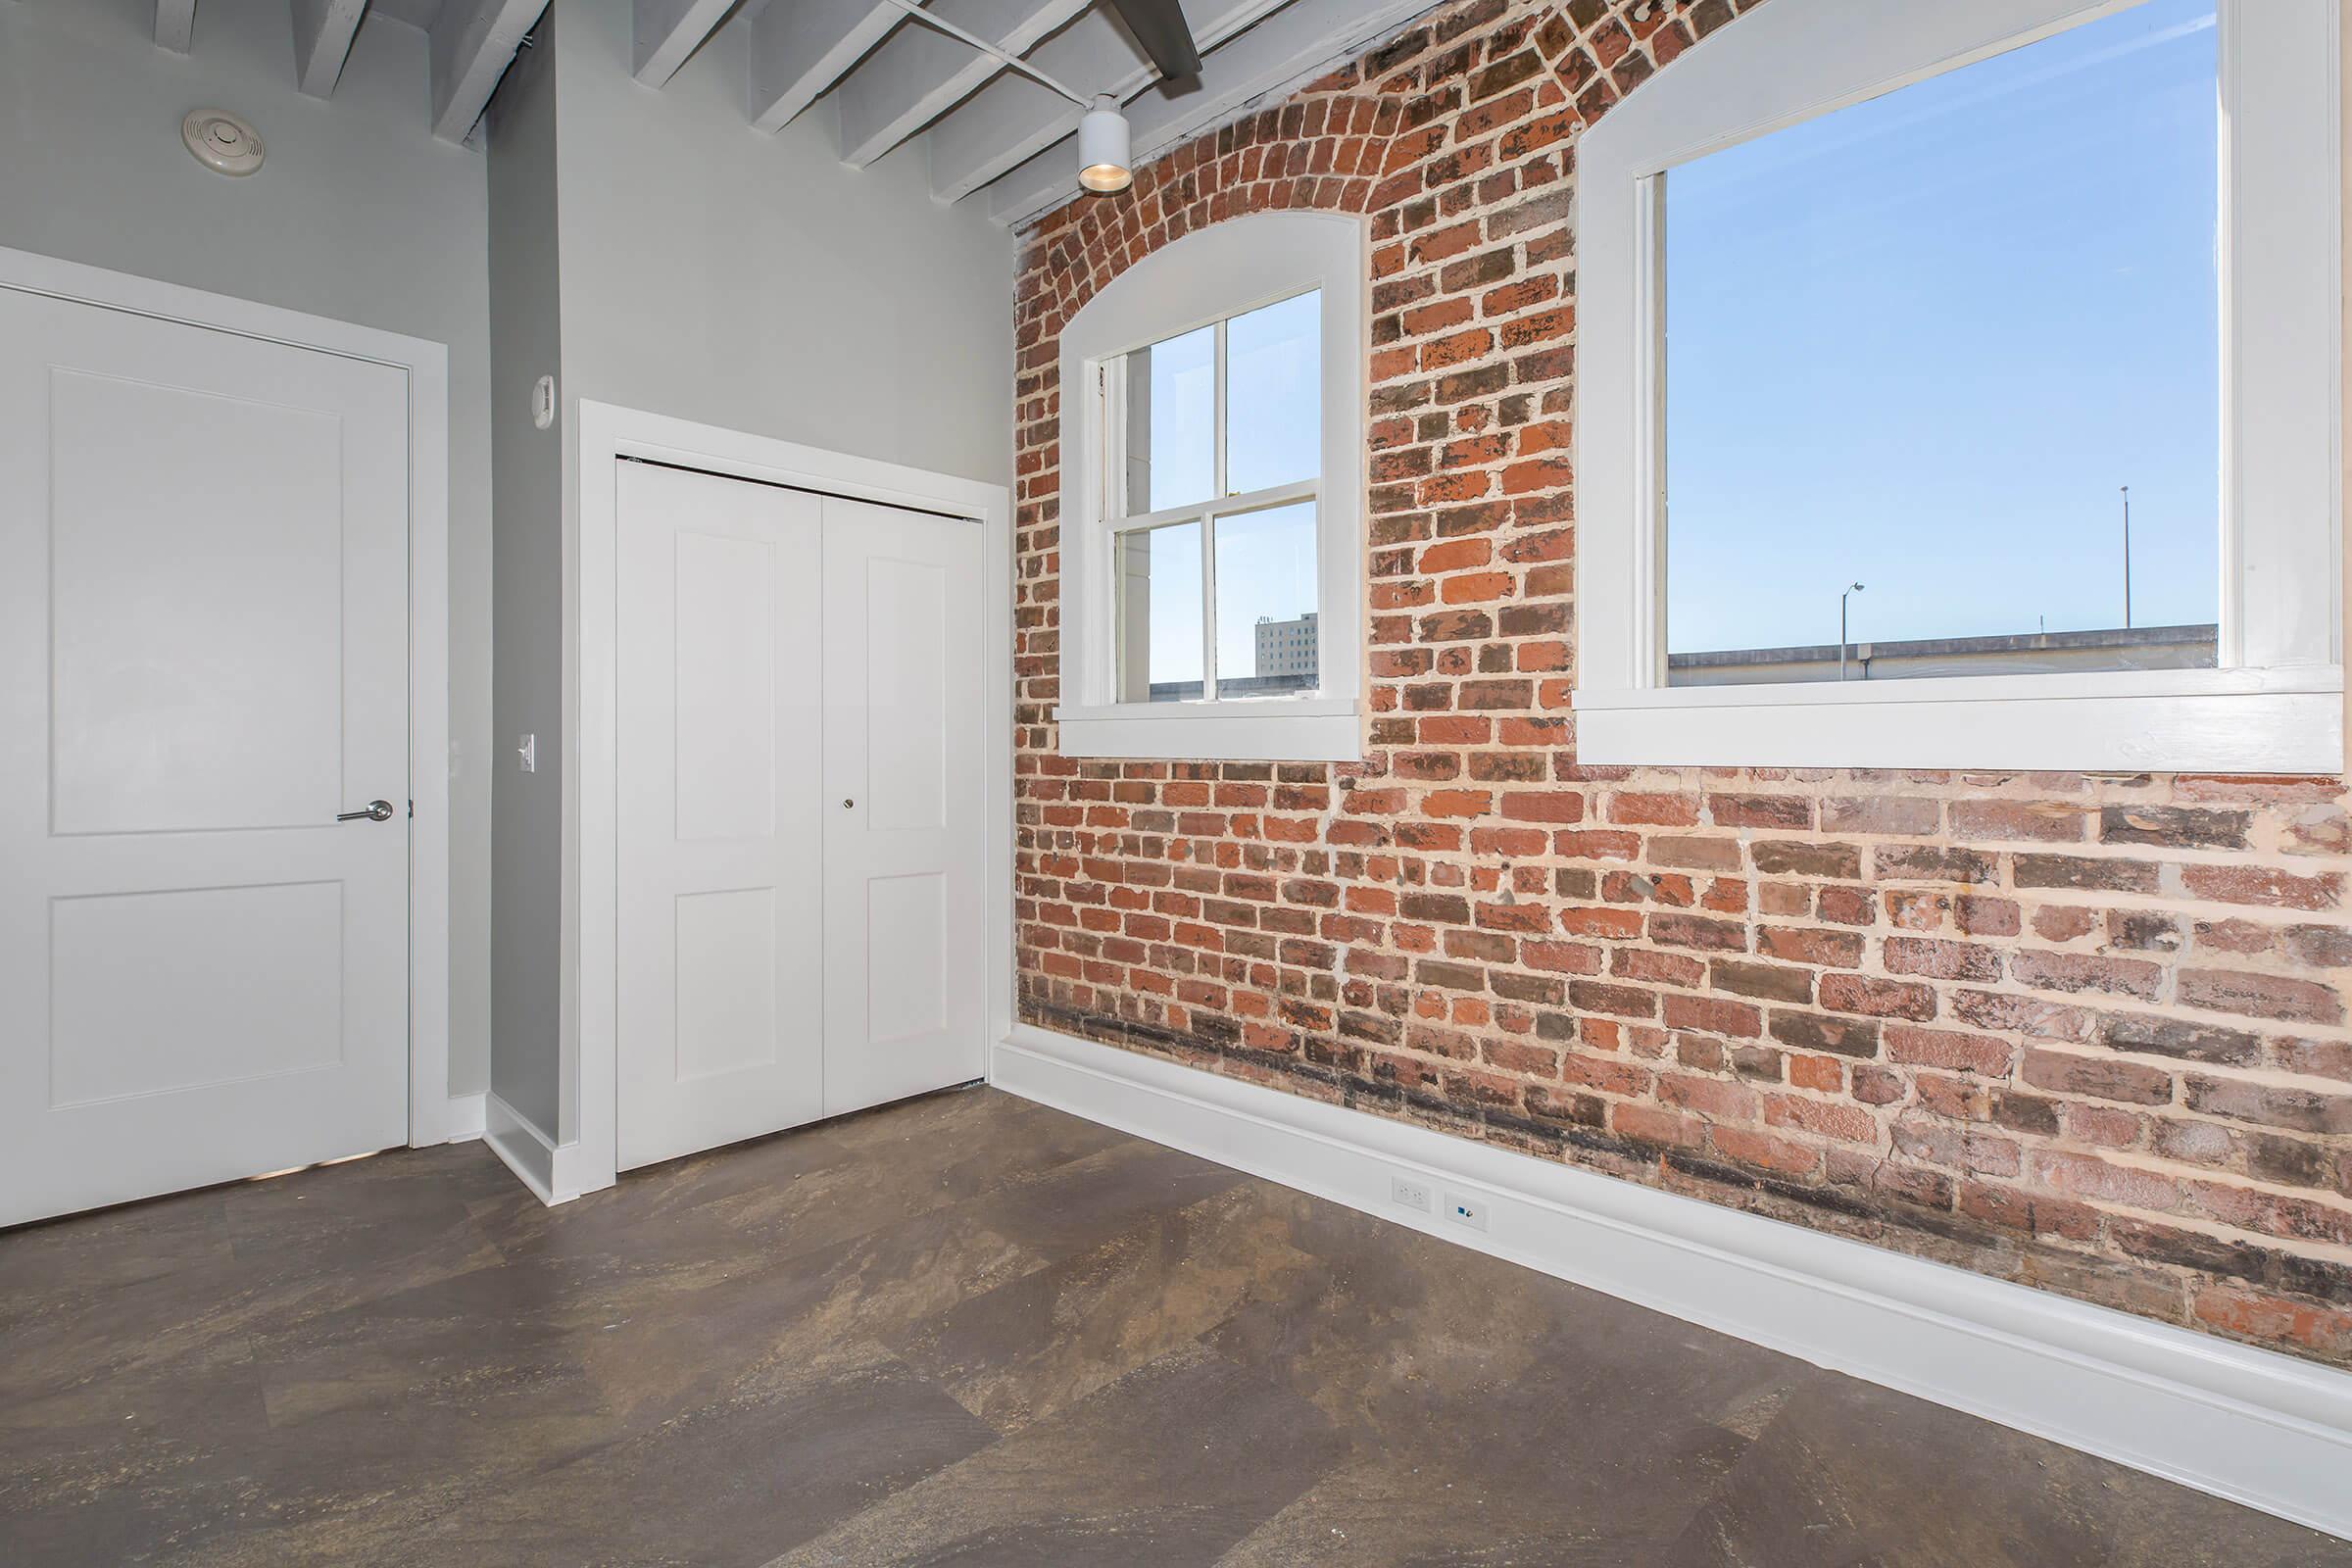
[1056,211,1368,762]
[1573,0,2343,773]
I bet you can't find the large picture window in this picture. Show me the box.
[1056,212,1366,761]
[1574,0,2340,771]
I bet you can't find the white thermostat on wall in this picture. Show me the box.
[182,110,265,176]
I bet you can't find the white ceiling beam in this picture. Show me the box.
[633,0,736,88]
[292,0,369,97]
[156,0,196,52]
[986,0,1434,224]
[925,0,1287,205]
[835,0,1091,170]
[429,0,547,143]
[747,0,900,134]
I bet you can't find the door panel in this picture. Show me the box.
[50,881,345,1106]
[0,287,411,1227]
[672,529,777,843]
[821,496,985,1117]
[616,463,823,1170]
[48,370,346,837]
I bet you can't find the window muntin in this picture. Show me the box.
[1663,0,2220,688]
[1108,291,1323,705]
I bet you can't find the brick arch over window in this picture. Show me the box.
[1009,0,2352,1373]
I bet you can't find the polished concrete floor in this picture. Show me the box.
[2,1087,2345,1566]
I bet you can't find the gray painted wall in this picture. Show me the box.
[0,0,496,1102]
[1,0,1017,1154]
[485,10,566,1140]
[464,0,1014,1147]
[551,0,1017,490]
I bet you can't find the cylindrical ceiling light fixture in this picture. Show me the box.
[878,0,1135,197]
[1077,95,1132,193]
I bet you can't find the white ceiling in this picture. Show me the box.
[369,0,448,27]
[156,0,1436,224]
[367,0,444,26]
[675,0,1439,224]
[155,0,535,140]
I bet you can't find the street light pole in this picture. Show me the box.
[1839,582,1865,682]
[2120,485,2132,629]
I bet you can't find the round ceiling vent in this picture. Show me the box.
[182,110,265,176]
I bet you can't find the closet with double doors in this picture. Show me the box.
[614,459,985,1170]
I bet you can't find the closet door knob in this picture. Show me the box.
[842,798,855,808]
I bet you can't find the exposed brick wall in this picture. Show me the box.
[1010,0,2352,1367]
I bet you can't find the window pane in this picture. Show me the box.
[1213,502,1319,699]
[1122,325,1214,514]
[1663,0,2219,687]
[1115,521,1202,702]
[1226,291,1321,495]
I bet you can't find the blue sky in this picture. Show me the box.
[1664,0,2220,655]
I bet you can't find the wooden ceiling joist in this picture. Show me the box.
[293,0,370,97]
[834,0,1093,169]
[983,0,1434,223]
[747,0,902,134]
[922,0,1285,204]
[632,0,738,89]
[156,0,197,53]
[430,0,547,143]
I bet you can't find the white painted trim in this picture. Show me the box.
[1572,0,2344,774]
[444,1091,487,1143]
[1579,683,2345,773]
[1056,212,1369,762]
[994,1022,2352,1542]
[570,402,1016,1205]
[1056,704,1364,762]
[0,244,459,1152]
[483,1091,590,1204]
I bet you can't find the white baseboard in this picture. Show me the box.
[995,1022,2352,1542]
[443,1092,486,1144]
[483,1093,591,1206]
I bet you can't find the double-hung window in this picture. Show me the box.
[1573,0,2342,772]
[1055,212,1366,761]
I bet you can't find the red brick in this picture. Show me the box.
[1007,11,2352,1375]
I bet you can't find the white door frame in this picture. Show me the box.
[572,401,1014,1200]
[0,244,457,1149]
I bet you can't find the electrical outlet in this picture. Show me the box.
[1390,1174,1432,1212]
[1443,1192,1489,1232]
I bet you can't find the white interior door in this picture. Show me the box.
[0,286,412,1228]
[616,462,825,1170]
[821,496,985,1117]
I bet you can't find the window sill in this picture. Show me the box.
[1055,698,1362,762]
[1572,666,2344,774]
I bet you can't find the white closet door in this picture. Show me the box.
[820,496,986,1117]
[615,462,824,1170]
[0,287,411,1226]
